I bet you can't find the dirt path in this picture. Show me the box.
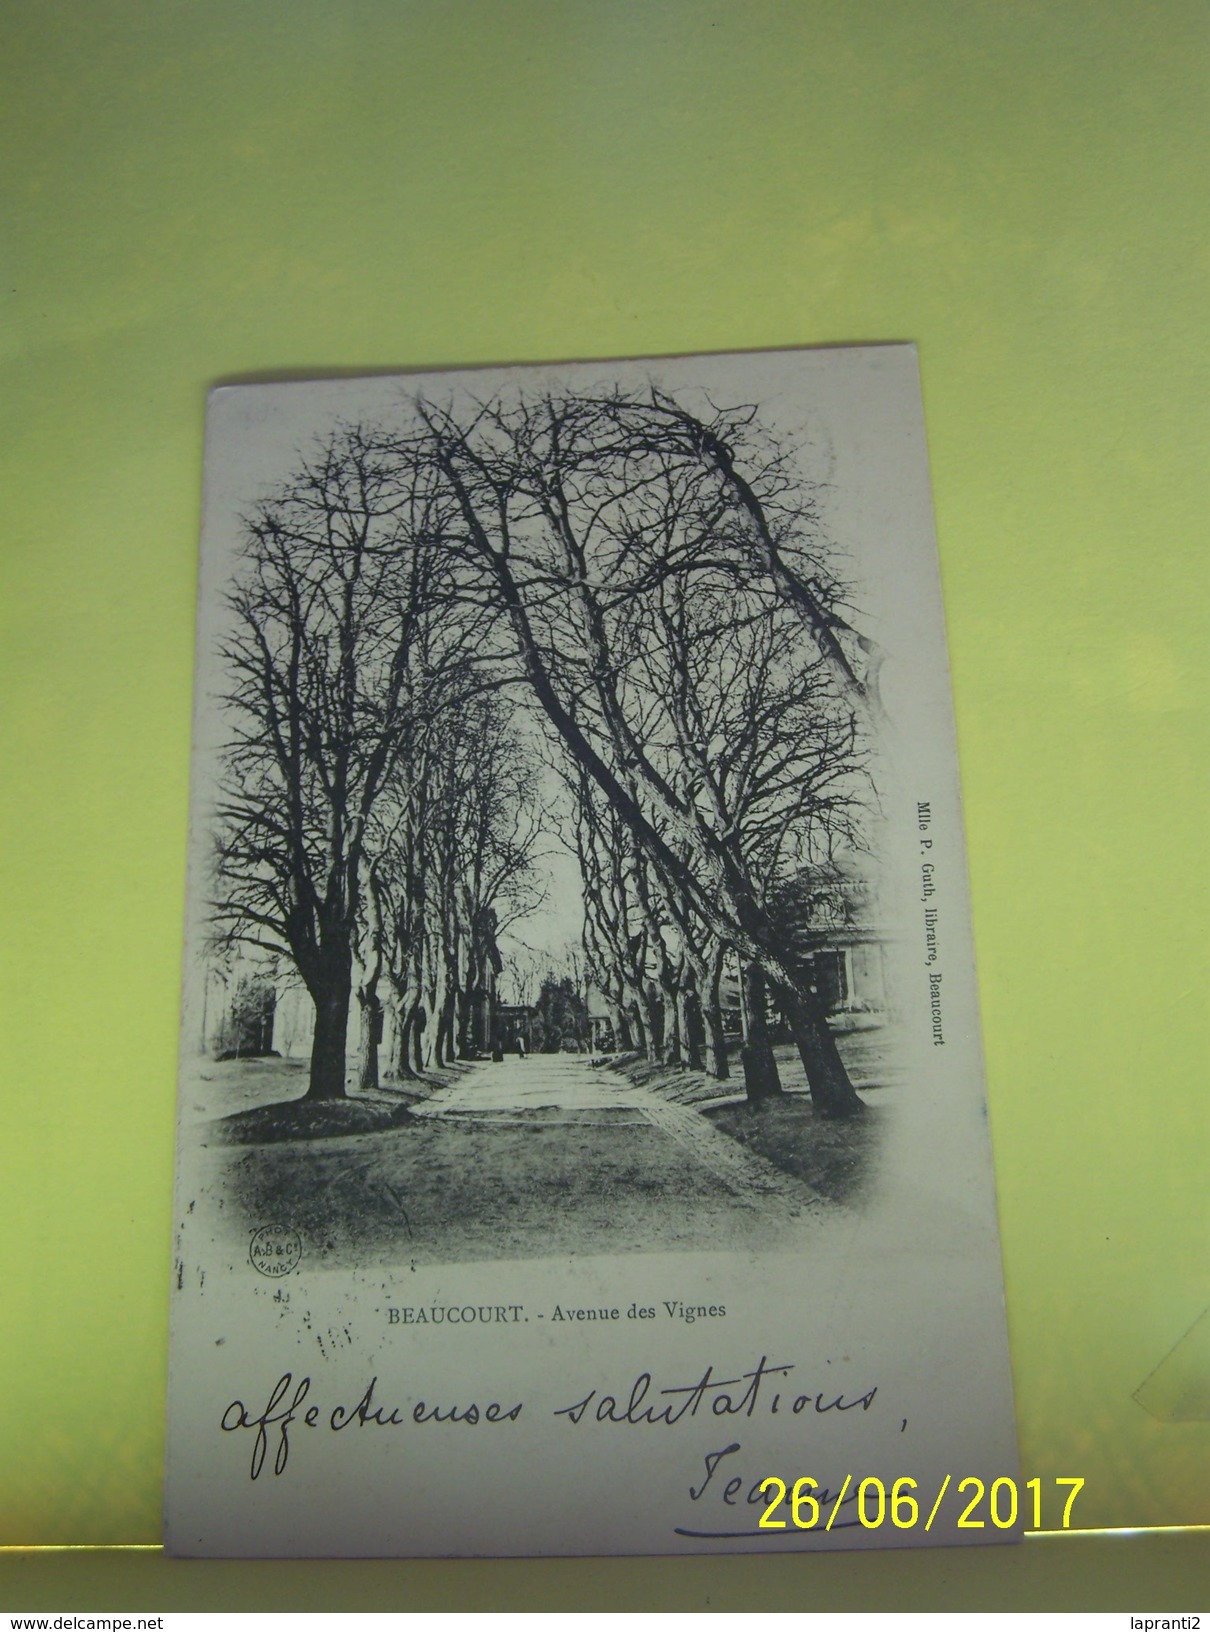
[193,1055,830,1269]
[414,1055,814,1205]
[413,1052,652,1115]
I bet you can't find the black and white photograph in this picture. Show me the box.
[166,346,1019,1558]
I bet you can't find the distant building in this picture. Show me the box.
[772,855,889,1023]
[492,1004,535,1052]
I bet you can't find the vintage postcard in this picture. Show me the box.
[165,345,1019,1556]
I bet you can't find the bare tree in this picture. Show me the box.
[409,389,870,1115]
[210,427,490,1099]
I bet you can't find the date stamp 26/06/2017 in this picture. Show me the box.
[756,1474,1085,1534]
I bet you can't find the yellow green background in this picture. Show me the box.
[2,0,1206,1608]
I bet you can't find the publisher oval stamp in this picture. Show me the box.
[249,1224,302,1278]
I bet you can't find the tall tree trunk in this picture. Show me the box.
[438,983,458,1068]
[393,994,419,1080]
[703,997,728,1080]
[677,975,704,1070]
[425,956,445,1068]
[386,991,407,1079]
[643,982,665,1061]
[781,987,866,1119]
[616,998,635,1051]
[460,982,476,1059]
[306,974,352,1100]
[458,941,479,1056]
[703,945,729,1080]
[456,984,471,1057]
[740,961,781,1105]
[664,975,684,1064]
[629,998,648,1056]
[412,1001,429,1073]
[411,937,432,1073]
[357,987,382,1091]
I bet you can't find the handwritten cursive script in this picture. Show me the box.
[220,1374,523,1479]
[219,1359,879,1484]
[553,1357,877,1426]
